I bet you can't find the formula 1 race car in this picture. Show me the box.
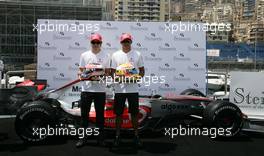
[14,79,245,143]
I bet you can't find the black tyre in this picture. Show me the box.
[180,89,206,97]
[15,101,56,143]
[8,86,38,114]
[203,100,243,138]
[151,94,162,98]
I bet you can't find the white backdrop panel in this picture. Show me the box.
[37,20,206,96]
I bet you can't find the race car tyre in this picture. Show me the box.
[203,100,243,138]
[151,94,162,98]
[15,101,56,143]
[180,89,206,97]
[8,86,38,114]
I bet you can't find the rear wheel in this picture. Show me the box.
[8,86,37,114]
[151,94,162,98]
[203,100,243,138]
[180,89,206,97]
[15,101,56,143]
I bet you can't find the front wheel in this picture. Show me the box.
[15,101,56,143]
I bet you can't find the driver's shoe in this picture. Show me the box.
[97,139,106,147]
[113,135,121,147]
[133,135,143,148]
[76,137,87,148]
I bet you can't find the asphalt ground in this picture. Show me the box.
[1,118,264,156]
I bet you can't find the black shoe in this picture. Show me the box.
[113,135,121,147]
[97,132,106,147]
[133,136,143,148]
[97,138,106,147]
[76,138,86,148]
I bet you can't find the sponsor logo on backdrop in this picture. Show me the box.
[145,33,163,41]
[132,43,148,51]
[38,41,57,50]
[159,63,176,72]
[158,83,176,92]
[53,52,72,60]
[130,22,148,31]
[188,63,205,71]
[188,43,206,51]
[53,31,72,40]
[68,62,80,71]
[68,42,87,50]
[102,42,118,51]
[144,53,162,62]
[173,53,191,61]
[159,23,170,31]
[100,22,118,30]
[150,73,156,76]
[53,73,72,81]
[174,33,191,41]
[158,43,176,51]
[38,62,57,71]
[173,73,191,81]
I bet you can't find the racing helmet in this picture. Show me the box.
[81,63,105,79]
[115,63,138,76]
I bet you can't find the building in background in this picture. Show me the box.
[255,0,264,21]
[102,0,115,21]
[233,0,264,43]
[170,0,185,13]
[201,2,234,42]
[249,22,264,43]
[184,0,202,13]
[170,0,203,21]
[169,0,184,21]
[242,0,256,20]
[201,3,233,23]
[114,0,170,22]
[0,0,102,70]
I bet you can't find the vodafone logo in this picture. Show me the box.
[138,108,148,123]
